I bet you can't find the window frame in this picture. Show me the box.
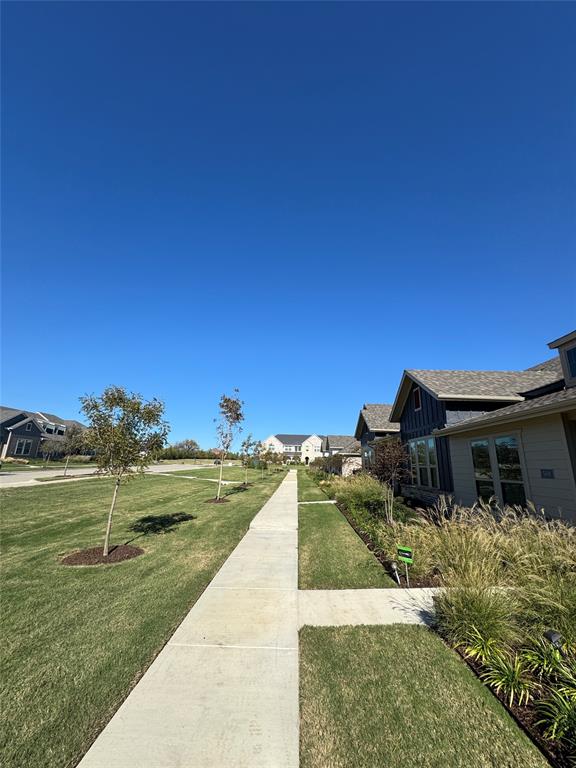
[407,436,439,489]
[468,432,528,507]
[413,386,422,412]
[25,422,33,432]
[14,438,33,456]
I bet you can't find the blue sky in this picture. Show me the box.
[2,2,575,447]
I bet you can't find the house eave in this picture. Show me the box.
[435,399,576,437]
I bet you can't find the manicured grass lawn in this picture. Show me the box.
[300,625,549,768]
[0,462,94,472]
[0,471,285,768]
[297,469,329,501]
[170,466,283,484]
[299,503,396,589]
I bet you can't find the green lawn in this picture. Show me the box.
[300,625,549,768]
[0,471,285,768]
[299,502,396,589]
[170,466,283,484]
[297,469,329,501]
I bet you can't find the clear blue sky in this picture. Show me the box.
[2,2,575,447]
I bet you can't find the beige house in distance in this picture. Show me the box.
[261,434,324,464]
[437,330,576,521]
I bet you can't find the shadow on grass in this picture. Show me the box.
[223,484,250,497]
[126,512,197,543]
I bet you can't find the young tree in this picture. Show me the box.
[61,424,87,477]
[80,386,169,556]
[40,438,62,465]
[240,433,257,485]
[370,438,410,524]
[214,389,244,501]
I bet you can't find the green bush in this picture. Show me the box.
[332,474,386,517]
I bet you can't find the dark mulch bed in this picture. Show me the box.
[337,503,441,587]
[204,497,230,504]
[61,545,144,566]
[454,647,570,768]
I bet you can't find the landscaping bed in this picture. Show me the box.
[305,470,576,765]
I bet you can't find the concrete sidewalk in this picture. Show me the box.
[298,587,441,627]
[78,471,299,768]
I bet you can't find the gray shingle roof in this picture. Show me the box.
[406,368,560,400]
[0,407,26,424]
[525,357,563,375]
[274,434,312,445]
[325,435,361,454]
[358,404,400,433]
[437,388,576,435]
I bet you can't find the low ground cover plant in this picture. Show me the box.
[307,469,576,764]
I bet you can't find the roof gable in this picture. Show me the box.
[389,367,562,422]
[354,404,399,438]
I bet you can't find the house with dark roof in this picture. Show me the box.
[436,331,576,520]
[323,435,362,476]
[0,407,86,460]
[261,433,324,464]
[353,404,400,469]
[388,358,563,506]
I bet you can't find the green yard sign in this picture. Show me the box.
[397,546,413,565]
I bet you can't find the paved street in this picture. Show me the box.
[0,462,221,488]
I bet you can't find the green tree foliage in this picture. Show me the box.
[214,389,244,500]
[80,386,169,556]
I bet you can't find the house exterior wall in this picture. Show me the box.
[342,456,362,477]
[261,436,284,455]
[448,412,576,521]
[301,435,323,465]
[1,421,44,459]
[400,383,453,495]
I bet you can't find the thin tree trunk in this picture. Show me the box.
[216,454,225,500]
[63,454,70,477]
[245,464,248,485]
[103,476,121,556]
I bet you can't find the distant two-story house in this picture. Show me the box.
[353,404,400,469]
[388,361,563,507]
[261,434,324,464]
[436,332,576,520]
[0,407,85,459]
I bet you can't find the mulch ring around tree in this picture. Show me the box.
[204,497,230,504]
[60,545,144,566]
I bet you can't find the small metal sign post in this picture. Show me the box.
[396,546,413,588]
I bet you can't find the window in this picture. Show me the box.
[413,387,421,411]
[495,436,526,506]
[408,437,438,488]
[56,428,65,436]
[566,346,576,378]
[45,426,54,434]
[25,423,32,432]
[468,434,527,507]
[14,439,32,456]
[471,439,494,500]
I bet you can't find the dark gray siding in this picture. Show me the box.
[400,384,452,492]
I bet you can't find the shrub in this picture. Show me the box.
[2,457,29,465]
[332,474,386,517]
[481,652,536,708]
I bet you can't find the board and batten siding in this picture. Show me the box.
[449,413,576,521]
[400,383,453,492]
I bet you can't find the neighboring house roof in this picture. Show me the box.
[436,388,576,436]
[274,434,313,445]
[325,435,361,454]
[0,407,26,425]
[389,368,562,421]
[548,330,576,349]
[0,406,86,435]
[354,404,400,439]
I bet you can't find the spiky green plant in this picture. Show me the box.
[481,652,536,707]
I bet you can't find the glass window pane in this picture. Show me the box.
[501,482,526,507]
[475,480,495,501]
[567,346,576,378]
[416,440,426,467]
[430,466,439,488]
[495,436,522,481]
[471,440,492,479]
[419,466,429,486]
[427,438,437,466]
